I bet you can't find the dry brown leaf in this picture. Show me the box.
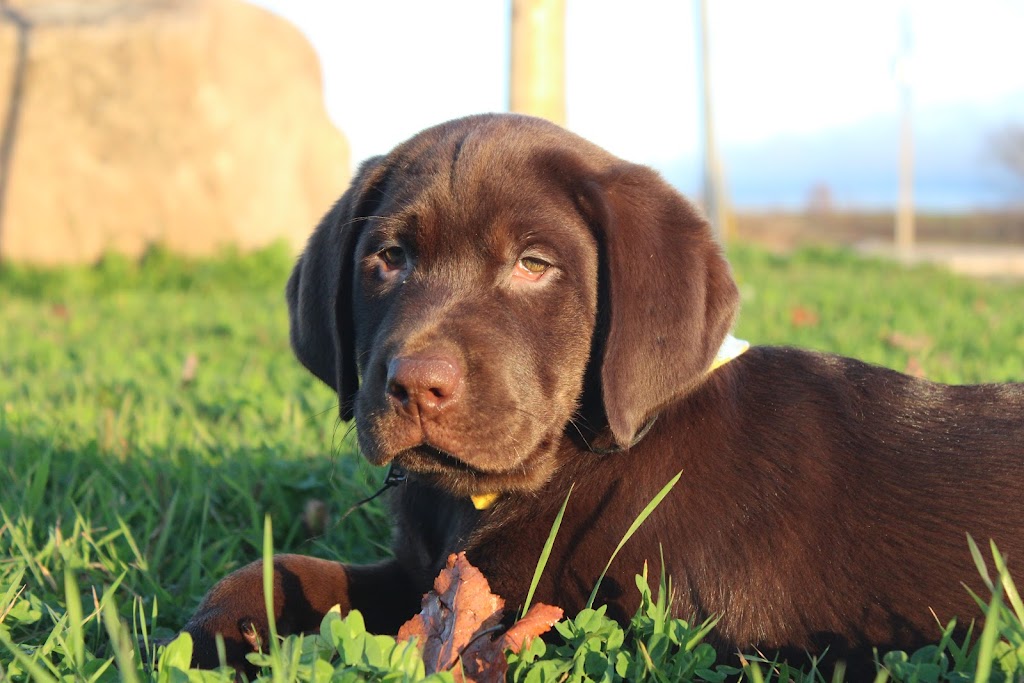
[789,306,819,328]
[398,553,504,676]
[399,552,562,683]
[180,352,199,385]
[303,498,329,537]
[460,602,564,682]
[905,356,927,378]
[497,602,564,655]
[884,331,933,353]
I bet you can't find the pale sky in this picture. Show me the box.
[249,0,1024,205]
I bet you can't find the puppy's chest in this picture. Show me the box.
[392,482,483,580]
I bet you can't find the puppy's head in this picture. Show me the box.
[287,114,738,496]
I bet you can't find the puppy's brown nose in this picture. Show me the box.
[386,355,463,420]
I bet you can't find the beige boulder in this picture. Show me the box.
[0,0,349,264]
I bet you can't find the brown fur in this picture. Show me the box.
[184,114,1024,676]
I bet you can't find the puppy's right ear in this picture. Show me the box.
[286,156,388,420]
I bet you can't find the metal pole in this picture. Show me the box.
[895,7,915,255]
[696,0,728,242]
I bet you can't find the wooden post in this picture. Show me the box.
[509,0,566,125]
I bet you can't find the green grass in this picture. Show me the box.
[729,246,1024,383]
[1,242,1022,681]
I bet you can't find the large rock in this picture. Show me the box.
[0,0,349,264]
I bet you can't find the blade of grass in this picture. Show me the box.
[745,661,766,683]
[520,484,573,619]
[102,595,140,683]
[990,540,1024,623]
[0,567,27,624]
[84,657,115,683]
[132,595,151,676]
[683,615,722,653]
[587,471,682,610]
[63,565,85,672]
[216,633,228,671]
[2,509,48,589]
[972,576,1003,683]
[967,534,993,591]
[262,514,284,683]
[0,629,59,683]
[25,443,53,514]
[931,617,958,666]
[115,515,149,573]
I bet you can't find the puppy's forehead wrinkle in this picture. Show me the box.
[381,128,610,267]
[447,131,469,197]
[419,193,586,272]
[403,121,573,206]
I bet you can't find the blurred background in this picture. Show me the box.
[1,0,1023,272]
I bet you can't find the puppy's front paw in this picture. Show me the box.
[181,554,352,672]
[183,608,268,674]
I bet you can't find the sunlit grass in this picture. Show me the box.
[2,242,1022,680]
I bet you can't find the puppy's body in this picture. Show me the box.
[399,348,1023,663]
[184,114,1024,675]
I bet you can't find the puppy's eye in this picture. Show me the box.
[377,246,407,271]
[514,256,550,282]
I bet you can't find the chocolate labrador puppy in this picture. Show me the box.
[184,114,1023,675]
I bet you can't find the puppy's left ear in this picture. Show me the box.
[286,156,389,420]
[584,163,740,447]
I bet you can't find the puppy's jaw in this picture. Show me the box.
[353,395,572,497]
[398,438,564,498]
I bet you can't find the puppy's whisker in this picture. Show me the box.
[506,405,542,420]
[504,426,524,464]
[565,415,596,451]
[504,425,521,445]
[305,403,342,422]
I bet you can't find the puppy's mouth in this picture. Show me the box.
[396,444,484,476]
[359,426,563,497]
[390,443,516,498]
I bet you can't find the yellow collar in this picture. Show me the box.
[471,492,500,510]
[708,333,749,373]
[469,335,749,511]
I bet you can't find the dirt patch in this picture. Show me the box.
[733,210,1024,251]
